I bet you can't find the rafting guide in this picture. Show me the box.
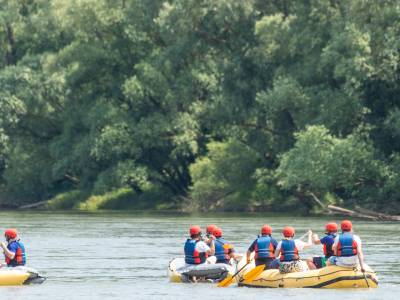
[0,228,45,285]
[168,220,378,288]
[0,229,26,268]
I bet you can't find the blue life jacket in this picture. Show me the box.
[215,238,231,264]
[255,236,275,259]
[184,239,206,264]
[6,240,26,267]
[280,239,299,262]
[337,233,358,257]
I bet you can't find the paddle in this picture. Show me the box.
[217,260,251,287]
[241,264,265,282]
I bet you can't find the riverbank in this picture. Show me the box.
[4,188,399,222]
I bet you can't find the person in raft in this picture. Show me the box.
[326,220,366,272]
[275,226,313,273]
[246,225,278,269]
[204,224,217,246]
[0,229,26,267]
[308,222,338,269]
[213,227,239,265]
[184,225,215,265]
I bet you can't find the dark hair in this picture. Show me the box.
[191,233,201,239]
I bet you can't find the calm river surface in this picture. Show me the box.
[0,211,398,300]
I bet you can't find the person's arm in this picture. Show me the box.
[0,242,15,260]
[246,240,256,263]
[312,234,321,245]
[356,237,365,272]
[300,231,313,248]
[274,242,281,258]
[207,237,215,256]
[332,235,339,256]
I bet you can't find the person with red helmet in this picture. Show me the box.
[1,229,26,267]
[274,226,313,273]
[246,225,278,269]
[213,227,238,264]
[327,220,365,272]
[184,225,215,266]
[308,222,338,269]
[204,224,218,246]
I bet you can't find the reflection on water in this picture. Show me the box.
[0,211,399,299]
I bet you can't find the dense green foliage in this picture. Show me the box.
[1,0,400,213]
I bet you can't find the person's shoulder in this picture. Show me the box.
[353,234,362,242]
[197,240,208,247]
[8,241,19,250]
[320,236,327,243]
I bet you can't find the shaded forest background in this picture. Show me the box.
[1,0,400,213]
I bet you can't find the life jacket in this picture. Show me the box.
[337,233,358,257]
[6,240,26,267]
[215,238,231,264]
[279,239,299,262]
[254,236,275,259]
[184,239,207,265]
[322,234,336,258]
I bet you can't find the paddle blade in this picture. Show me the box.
[217,274,234,287]
[223,244,233,250]
[242,265,265,282]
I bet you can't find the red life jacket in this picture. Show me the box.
[337,233,358,257]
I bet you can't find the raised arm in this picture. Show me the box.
[301,230,313,248]
[312,233,321,245]
[208,237,215,256]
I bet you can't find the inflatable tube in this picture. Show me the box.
[168,257,236,283]
[236,263,378,288]
[0,267,46,286]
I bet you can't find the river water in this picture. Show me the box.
[0,211,398,300]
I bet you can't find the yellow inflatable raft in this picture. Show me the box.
[168,257,236,283]
[0,267,45,286]
[237,265,378,288]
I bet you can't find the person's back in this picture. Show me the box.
[328,220,366,272]
[247,225,277,268]
[1,229,26,267]
[213,227,238,265]
[279,239,299,262]
[309,223,337,269]
[214,237,231,264]
[337,232,358,257]
[275,226,313,273]
[184,225,214,265]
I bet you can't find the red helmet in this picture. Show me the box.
[213,227,223,238]
[4,228,18,239]
[206,224,217,234]
[261,225,272,235]
[189,225,201,236]
[325,222,338,233]
[341,220,353,231]
[282,226,295,237]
